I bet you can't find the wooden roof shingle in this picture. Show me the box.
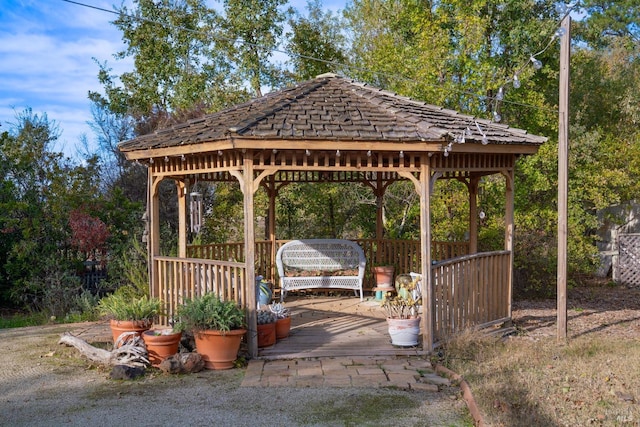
[118,74,547,153]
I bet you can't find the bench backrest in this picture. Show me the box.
[276,239,366,276]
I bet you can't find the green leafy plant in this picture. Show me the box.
[97,291,161,321]
[176,292,245,332]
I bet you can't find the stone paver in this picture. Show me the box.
[240,356,451,390]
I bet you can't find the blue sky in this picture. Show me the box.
[1,0,344,159]
[1,0,132,158]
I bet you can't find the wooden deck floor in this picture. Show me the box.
[257,295,426,359]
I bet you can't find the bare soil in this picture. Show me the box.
[0,323,470,427]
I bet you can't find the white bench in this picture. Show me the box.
[276,239,366,301]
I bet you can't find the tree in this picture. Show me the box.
[0,110,105,308]
[90,0,249,135]
[218,0,291,96]
[286,0,347,81]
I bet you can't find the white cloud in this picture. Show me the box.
[0,0,132,158]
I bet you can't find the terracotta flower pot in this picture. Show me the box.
[109,319,152,344]
[386,316,420,347]
[257,322,276,347]
[275,316,291,340]
[373,266,395,288]
[142,329,182,366]
[194,329,246,370]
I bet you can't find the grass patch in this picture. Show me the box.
[442,330,640,426]
[296,393,420,426]
[0,311,48,328]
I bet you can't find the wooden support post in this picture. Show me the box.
[177,180,187,258]
[419,159,433,351]
[557,15,571,341]
[504,169,515,320]
[231,153,258,358]
[149,173,161,300]
[468,177,480,254]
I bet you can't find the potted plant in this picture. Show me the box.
[175,292,246,370]
[270,302,291,340]
[97,290,162,344]
[142,328,182,367]
[256,309,277,347]
[380,277,421,347]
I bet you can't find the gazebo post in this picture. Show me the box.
[148,173,162,300]
[503,169,515,320]
[419,158,434,352]
[468,177,480,255]
[266,175,277,281]
[232,152,258,357]
[176,179,187,258]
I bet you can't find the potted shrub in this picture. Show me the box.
[175,292,246,370]
[270,302,291,340]
[380,277,421,347]
[256,309,277,347]
[98,290,162,344]
[142,328,182,367]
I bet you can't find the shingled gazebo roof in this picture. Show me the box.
[118,73,546,156]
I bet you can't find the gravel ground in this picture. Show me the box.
[0,323,470,427]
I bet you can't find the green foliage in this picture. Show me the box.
[103,235,149,295]
[218,0,290,96]
[97,292,162,321]
[176,292,246,332]
[0,311,48,329]
[9,256,83,318]
[286,0,347,80]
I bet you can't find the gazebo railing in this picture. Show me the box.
[431,251,511,342]
[154,256,247,325]
[186,239,470,288]
[157,245,510,342]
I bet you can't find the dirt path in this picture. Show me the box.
[0,323,470,427]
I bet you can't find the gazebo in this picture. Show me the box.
[118,73,546,357]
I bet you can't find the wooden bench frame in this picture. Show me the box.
[276,239,366,301]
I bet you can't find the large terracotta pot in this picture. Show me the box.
[194,329,246,370]
[257,322,276,347]
[109,319,152,344]
[142,329,182,366]
[373,266,395,288]
[275,316,291,340]
[386,317,421,347]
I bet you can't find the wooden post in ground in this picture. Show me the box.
[557,15,571,341]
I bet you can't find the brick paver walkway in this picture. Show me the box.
[241,356,449,391]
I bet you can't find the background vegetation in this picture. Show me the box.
[1,0,639,321]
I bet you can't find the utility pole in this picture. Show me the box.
[557,15,571,341]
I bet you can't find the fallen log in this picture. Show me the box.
[59,331,149,367]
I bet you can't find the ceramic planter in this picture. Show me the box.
[275,316,291,340]
[257,322,276,347]
[142,329,182,366]
[109,319,152,344]
[194,329,246,370]
[386,316,420,347]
